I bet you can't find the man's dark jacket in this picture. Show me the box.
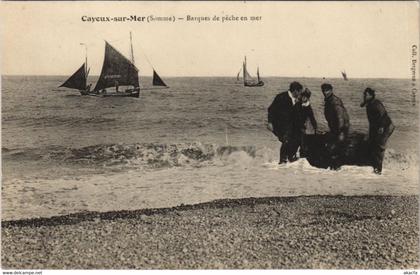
[268,91,297,141]
[324,94,350,136]
[365,98,393,137]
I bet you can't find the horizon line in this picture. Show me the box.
[1,74,412,80]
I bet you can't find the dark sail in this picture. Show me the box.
[60,63,86,90]
[342,71,348,81]
[152,70,167,86]
[236,68,241,81]
[94,41,139,91]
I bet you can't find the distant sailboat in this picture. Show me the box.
[59,32,169,96]
[93,33,140,97]
[243,56,264,87]
[59,43,91,95]
[152,70,168,87]
[341,71,348,81]
[236,68,242,82]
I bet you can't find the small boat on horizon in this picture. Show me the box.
[241,56,264,87]
[341,70,348,81]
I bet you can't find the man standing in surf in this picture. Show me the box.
[321,83,350,170]
[267,81,303,164]
[360,88,395,174]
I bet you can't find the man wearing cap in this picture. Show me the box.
[360,87,395,174]
[321,83,350,170]
[267,81,303,164]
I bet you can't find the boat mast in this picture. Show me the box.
[243,56,247,85]
[129,31,139,89]
[80,43,88,89]
[257,67,260,82]
[80,43,88,76]
[129,31,135,64]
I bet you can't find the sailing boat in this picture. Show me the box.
[59,43,91,95]
[152,70,168,87]
[243,56,264,87]
[341,71,348,81]
[93,33,140,98]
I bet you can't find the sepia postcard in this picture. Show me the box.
[1,1,419,272]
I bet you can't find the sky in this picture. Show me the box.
[1,1,419,78]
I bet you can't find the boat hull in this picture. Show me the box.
[102,91,140,98]
[89,87,140,98]
[244,81,264,87]
[301,132,372,169]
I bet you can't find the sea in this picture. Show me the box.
[2,76,419,221]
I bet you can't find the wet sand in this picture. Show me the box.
[2,195,419,269]
[3,156,418,221]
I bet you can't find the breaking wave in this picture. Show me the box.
[2,142,417,171]
[2,143,257,169]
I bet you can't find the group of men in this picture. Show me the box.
[267,81,395,174]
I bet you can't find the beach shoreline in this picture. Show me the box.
[2,195,419,269]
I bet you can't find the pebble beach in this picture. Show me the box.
[2,195,419,269]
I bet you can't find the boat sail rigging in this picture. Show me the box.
[94,42,139,93]
[129,32,135,65]
[59,44,91,95]
[58,33,169,96]
[138,45,168,88]
[257,67,261,83]
[236,68,241,81]
[59,63,92,95]
[152,70,168,87]
[60,63,88,91]
[242,56,264,87]
[93,34,140,97]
